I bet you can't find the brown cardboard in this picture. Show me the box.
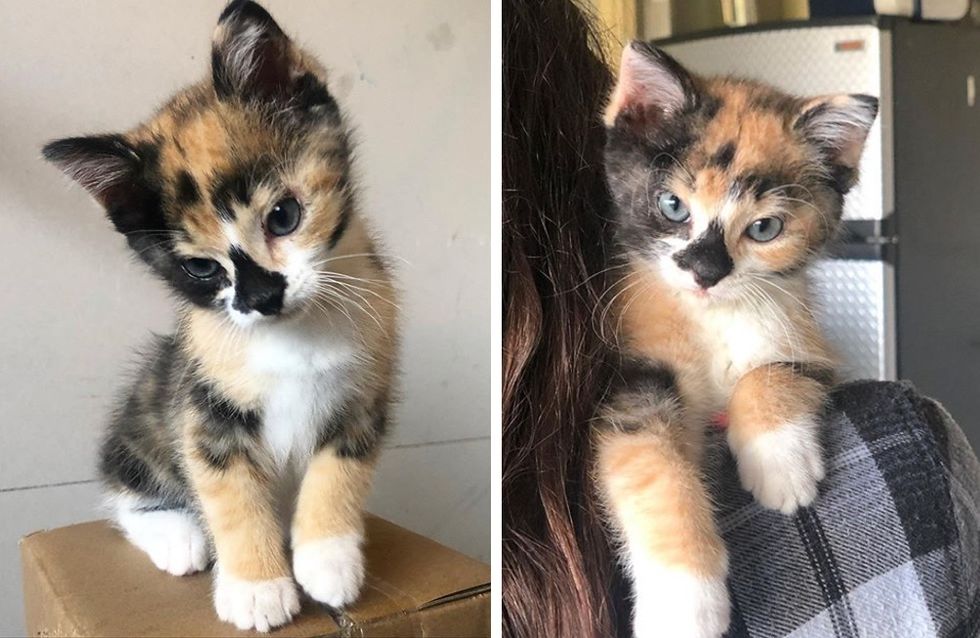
[21,515,489,637]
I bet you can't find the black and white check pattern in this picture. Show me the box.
[706,381,980,638]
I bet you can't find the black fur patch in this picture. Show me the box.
[825,164,856,196]
[191,381,261,435]
[335,436,375,459]
[673,222,733,288]
[218,0,279,28]
[191,379,262,470]
[314,401,352,451]
[294,73,341,123]
[615,357,678,396]
[211,171,251,221]
[733,171,798,200]
[709,142,736,170]
[175,170,200,206]
[100,435,158,493]
[229,247,286,315]
[99,338,188,499]
[314,397,387,458]
[699,94,722,120]
[328,207,351,249]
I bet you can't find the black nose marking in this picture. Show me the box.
[673,222,733,289]
[229,247,286,315]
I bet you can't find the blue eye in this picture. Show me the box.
[746,217,784,242]
[266,197,302,237]
[657,191,690,223]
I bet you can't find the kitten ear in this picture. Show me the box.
[42,135,160,234]
[211,0,335,115]
[211,0,292,101]
[794,94,878,170]
[604,41,700,129]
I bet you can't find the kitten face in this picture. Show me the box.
[604,42,877,302]
[44,1,355,327]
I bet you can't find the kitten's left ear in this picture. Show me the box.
[211,0,336,114]
[794,94,878,170]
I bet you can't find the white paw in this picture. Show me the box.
[116,507,210,576]
[631,560,730,638]
[293,533,365,608]
[213,573,301,633]
[731,417,826,515]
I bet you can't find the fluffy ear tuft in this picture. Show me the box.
[795,94,878,169]
[42,135,161,234]
[604,41,699,129]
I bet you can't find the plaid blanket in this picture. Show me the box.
[706,381,980,638]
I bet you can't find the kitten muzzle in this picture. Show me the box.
[229,247,287,316]
[673,223,733,289]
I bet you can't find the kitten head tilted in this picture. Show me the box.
[43,1,364,328]
[603,42,878,302]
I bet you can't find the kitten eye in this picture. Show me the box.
[266,197,302,237]
[746,216,784,242]
[657,191,690,223]
[181,258,222,279]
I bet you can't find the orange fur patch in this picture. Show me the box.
[596,430,726,577]
[185,442,289,581]
[727,364,828,449]
[292,450,376,546]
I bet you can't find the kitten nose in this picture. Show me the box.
[229,248,287,316]
[234,286,284,315]
[688,264,729,289]
[673,223,733,289]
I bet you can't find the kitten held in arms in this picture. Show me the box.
[598,42,877,637]
[42,1,398,632]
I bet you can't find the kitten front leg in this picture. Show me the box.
[185,427,299,632]
[597,367,730,638]
[727,363,830,514]
[291,442,376,609]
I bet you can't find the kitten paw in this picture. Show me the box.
[214,573,301,632]
[117,508,210,576]
[293,534,365,608]
[631,562,730,638]
[732,417,825,515]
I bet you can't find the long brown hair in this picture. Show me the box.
[502,1,623,635]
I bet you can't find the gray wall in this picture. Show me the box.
[0,1,489,633]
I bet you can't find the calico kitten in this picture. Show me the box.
[42,1,397,632]
[598,42,877,637]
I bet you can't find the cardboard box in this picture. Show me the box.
[21,515,489,637]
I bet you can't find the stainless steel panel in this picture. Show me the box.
[811,259,896,381]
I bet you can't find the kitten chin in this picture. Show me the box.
[44,1,399,633]
[598,41,874,638]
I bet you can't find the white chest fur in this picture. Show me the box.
[694,300,793,404]
[246,319,356,465]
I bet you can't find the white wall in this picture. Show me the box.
[0,1,489,633]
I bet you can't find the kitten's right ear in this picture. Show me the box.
[604,41,699,129]
[211,0,294,102]
[42,135,158,234]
